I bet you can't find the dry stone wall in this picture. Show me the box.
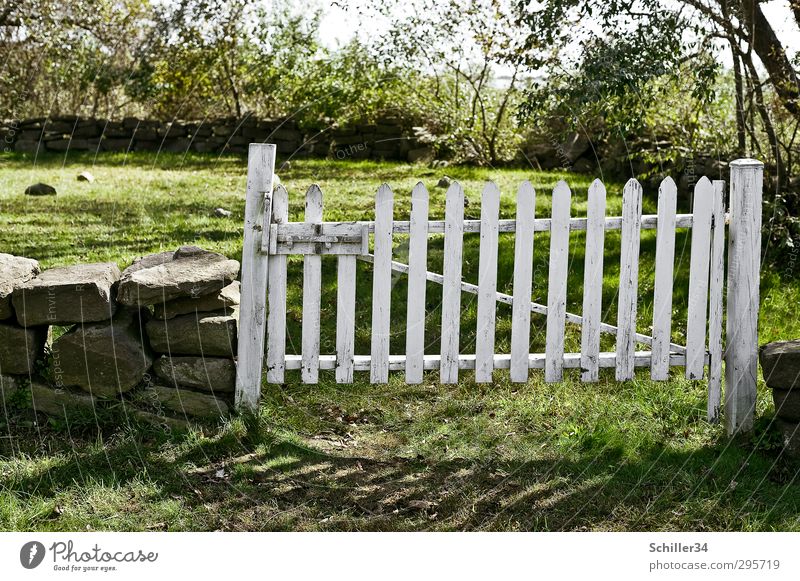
[760,341,800,458]
[0,246,241,426]
[2,115,425,162]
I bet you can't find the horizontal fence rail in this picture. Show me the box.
[236,144,764,437]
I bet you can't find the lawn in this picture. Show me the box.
[1,151,799,531]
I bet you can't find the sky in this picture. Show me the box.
[317,0,800,61]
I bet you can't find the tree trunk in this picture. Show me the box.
[739,0,800,120]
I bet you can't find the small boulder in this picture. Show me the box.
[117,246,240,307]
[24,183,57,196]
[148,384,230,418]
[153,281,239,320]
[77,171,95,183]
[759,340,800,390]
[13,262,120,326]
[436,176,452,188]
[0,321,47,375]
[213,207,232,218]
[146,311,237,357]
[51,308,153,398]
[0,253,40,320]
[152,355,235,392]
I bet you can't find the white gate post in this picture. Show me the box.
[724,158,763,435]
[235,144,277,410]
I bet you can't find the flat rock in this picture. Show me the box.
[13,262,120,326]
[0,254,40,319]
[772,389,800,422]
[148,384,230,418]
[0,321,47,375]
[24,183,57,196]
[51,308,153,398]
[28,381,97,418]
[759,340,800,390]
[146,311,237,356]
[152,355,235,392]
[77,171,95,182]
[153,281,239,319]
[117,246,240,306]
[775,419,800,459]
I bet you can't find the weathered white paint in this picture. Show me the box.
[685,177,714,379]
[545,181,571,382]
[280,351,698,371]
[650,177,677,380]
[235,143,275,409]
[510,181,536,382]
[616,179,643,381]
[475,182,501,383]
[725,159,763,435]
[707,180,726,423]
[370,184,394,383]
[287,214,700,235]
[266,184,289,384]
[358,253,685,354]
[336,254,357,383]
[301,185,323,384]
[580,179,606,382]
[440,181,465,384]
[405,182,429,384]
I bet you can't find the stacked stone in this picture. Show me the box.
[759,341,800,458]
[0,254,45,383]
[118,246,240,419]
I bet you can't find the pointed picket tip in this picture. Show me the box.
[553,179,571,197]
[694,175,713,191]
[445,180,464,199]
[624,177,642,189]
[660,175,677,189]
[588,178,606,196]
[482,180,501,200]
[305,183,322,196]
[376,182,393,200]
[273,183,289,197]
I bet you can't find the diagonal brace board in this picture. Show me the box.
[357,253,687,355]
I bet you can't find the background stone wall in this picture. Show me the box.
[1,115,429,162]
[0,247,242,426]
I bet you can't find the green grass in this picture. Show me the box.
[1,151,799,531]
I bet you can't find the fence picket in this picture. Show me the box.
[266,184,289,384]
[580,179,606,382]
[335,254,357,383]
[707,180,725,421]
[510,181,536,382]
[405,182,430,384]
[616,179,643,381]
[370,184,394,383]
[475,182,501,382]
[685,177,714,379]
[440,181,465,384]
[545,181,571,382]
[650,177,678,380]
[301,185,323,383]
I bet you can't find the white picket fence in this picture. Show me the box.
[235,144,763,436]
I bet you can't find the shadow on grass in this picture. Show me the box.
[2,411,798,532]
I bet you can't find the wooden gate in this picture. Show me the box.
[235,144,763,436]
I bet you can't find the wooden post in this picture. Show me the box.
[725,158,763,435]
[235,144,277,410]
